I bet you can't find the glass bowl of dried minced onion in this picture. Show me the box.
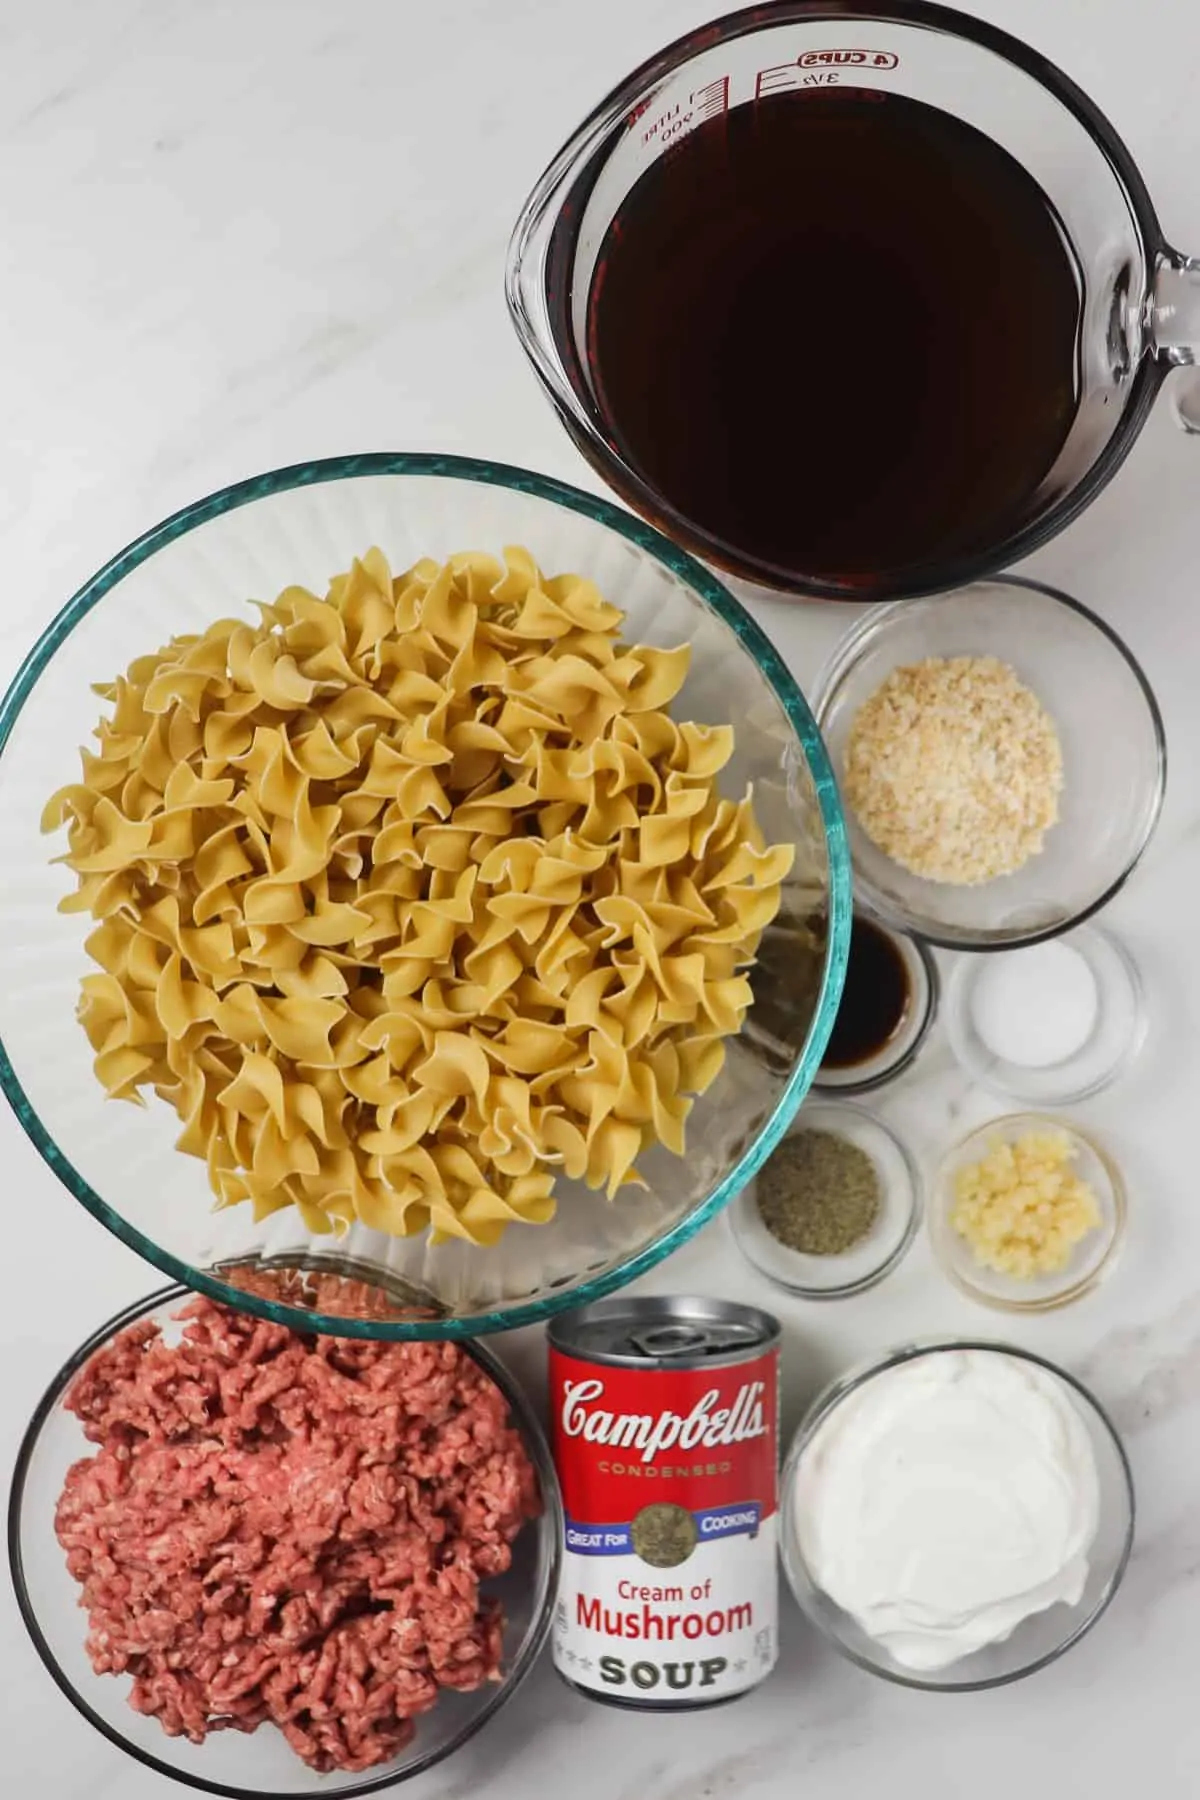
[812,577,1165,953]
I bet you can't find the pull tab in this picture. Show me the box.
[629,1324,712,1358]
[628,1320,760,1359]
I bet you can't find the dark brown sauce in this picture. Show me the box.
[586,89,1082,585]
[822,915,911,1070]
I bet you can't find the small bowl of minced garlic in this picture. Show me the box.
[929,1114,1126,1312]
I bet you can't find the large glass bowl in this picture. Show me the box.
[779,1340,1134,1691]
[7,1285,562,1797]
[0,453,849,1337]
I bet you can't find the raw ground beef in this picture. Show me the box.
[55,1299,541,1773]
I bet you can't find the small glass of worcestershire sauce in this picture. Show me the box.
[815,912,938,1095]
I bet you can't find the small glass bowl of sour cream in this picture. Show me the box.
[779,1341,1134,1691]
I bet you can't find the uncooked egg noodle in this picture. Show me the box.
[42,547,792,1245]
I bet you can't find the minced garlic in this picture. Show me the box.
[950,1129,1101,1278]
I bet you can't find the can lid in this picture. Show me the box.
[548,1295,780,1368]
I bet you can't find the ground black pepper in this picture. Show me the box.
[756,1128,881,1255]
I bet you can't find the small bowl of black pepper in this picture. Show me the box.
[729,1102,923,1299]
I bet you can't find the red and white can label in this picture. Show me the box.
[549,1345,779,1704]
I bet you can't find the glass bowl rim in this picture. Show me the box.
[810,573,1167,952]
[927,1110,1128,1313]
[6,1280,564,1799]
[727,1098,924,1299]
[779,1335,1136,1691]
[0,449,851,1340]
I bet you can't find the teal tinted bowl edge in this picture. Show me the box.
[0,451,851,1339]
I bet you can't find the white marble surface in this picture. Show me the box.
[4,0,1200,1792]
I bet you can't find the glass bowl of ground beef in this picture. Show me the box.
[812,578,1165,952]
[8,1285,561,1796]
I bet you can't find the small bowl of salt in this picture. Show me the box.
[943,921,1145,1107]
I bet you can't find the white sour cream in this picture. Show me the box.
[792,1349,1100,1672]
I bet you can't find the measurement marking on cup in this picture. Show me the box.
[756,49,900,99]
[640,77,728,149]
[693,77,729,119]
[802,48,899,69]
[638,57,898,149]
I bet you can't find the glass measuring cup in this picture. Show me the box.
[507,0,1200,602]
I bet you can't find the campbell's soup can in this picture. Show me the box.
[547,1295,780,1708]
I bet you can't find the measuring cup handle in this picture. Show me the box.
[1149,248,1200,431]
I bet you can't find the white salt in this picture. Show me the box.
[970,941,1099,1069]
